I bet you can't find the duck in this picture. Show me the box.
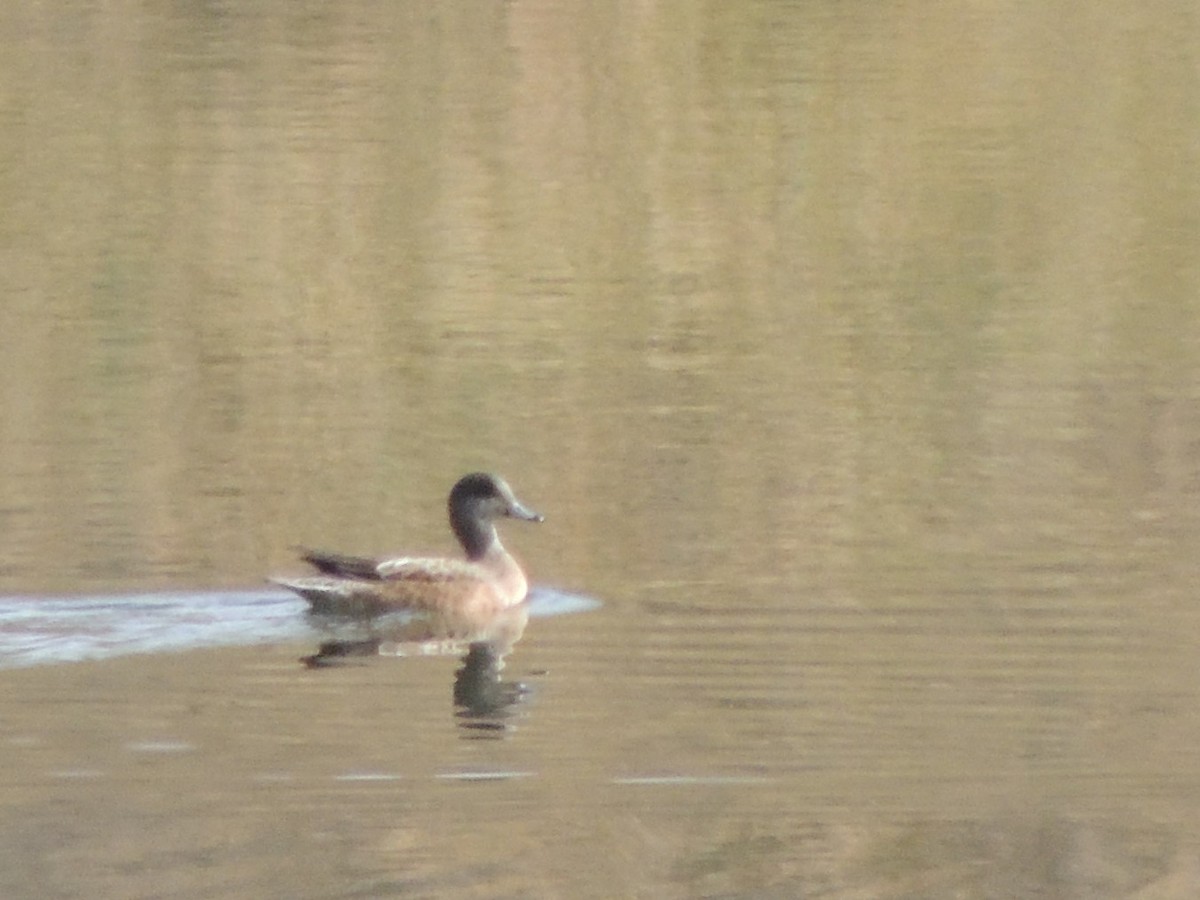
[271,472,543,618]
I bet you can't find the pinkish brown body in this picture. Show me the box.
[270,473,542,618]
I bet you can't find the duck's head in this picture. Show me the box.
[450,473,543,558]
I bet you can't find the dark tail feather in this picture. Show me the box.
[296,547,384,581]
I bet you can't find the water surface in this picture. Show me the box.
[2,0,1200,897]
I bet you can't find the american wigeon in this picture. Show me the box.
[271,472,543,618]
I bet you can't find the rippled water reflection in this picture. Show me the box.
[0,586,597,668]
[3,0,1200,896]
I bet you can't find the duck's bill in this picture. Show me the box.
[509,501,544,523]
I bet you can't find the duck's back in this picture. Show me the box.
[274,553,524,618]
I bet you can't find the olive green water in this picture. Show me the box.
[3,2,1200,897]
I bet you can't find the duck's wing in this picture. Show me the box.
[298,548,385,581]
[298,549,485,583]
[374,556,490,583]
[273,557,498,617]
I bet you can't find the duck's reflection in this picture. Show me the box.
[301,602,531,733]
[453,640,531,734]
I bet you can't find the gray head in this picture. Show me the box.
[449,473,543,559]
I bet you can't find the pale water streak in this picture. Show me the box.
[0,587,597,668]
[2,0,1200,897]
[0,590,307,667]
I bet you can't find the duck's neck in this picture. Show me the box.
[454,516,498,561]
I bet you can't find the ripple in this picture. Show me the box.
[126,740,195,754]
[0,586,601,669]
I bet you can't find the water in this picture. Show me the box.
[2,0,1200,897]
[0,587,598,668]
[0,590,308,666]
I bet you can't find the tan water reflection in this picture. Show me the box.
[302,603,532,733]
[2,0,1200,896]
